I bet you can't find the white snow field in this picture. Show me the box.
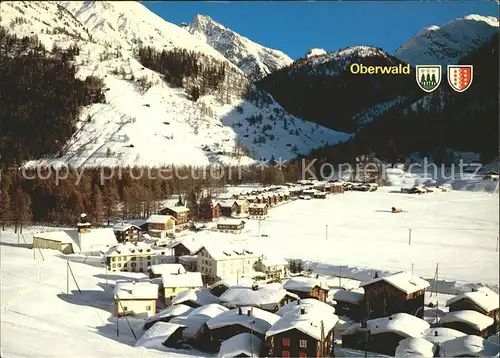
[0,187,498,357]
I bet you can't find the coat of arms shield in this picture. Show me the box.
[447,65,473,92]
[416,65,442,93]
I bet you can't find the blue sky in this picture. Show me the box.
[143,1,498,59]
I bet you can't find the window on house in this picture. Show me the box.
[123,306,128,311]
[282,338,290,347]
[299,340,307,348]
[146,305,151,310]
[282,350,290,358]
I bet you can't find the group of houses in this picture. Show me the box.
[111,262,499,357]
[402,184,452,194]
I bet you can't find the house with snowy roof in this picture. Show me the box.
[266,300,339,358]
[135,321,186,350]
[422,327,466,346]
[341,313,430,356]
[161,271,203,303]
[217,332,263,358]
[146,214,176,240]
[446,287,499,333]
[394,337,436,357]
[437,310,494,337]
[437,335,500,357]
[169,237,204,262]
[171,288,220,308]
[219,283,299,313]
[217,219,246,234]
[159,206,190,231]
[112,222,141,243]
[199,199,221,221]
[329,288,365,321]
[253,255,289,281]
[147,263,186,278]
[248,203,269,219]
[103,241,158,273]
[197,306,280,352]
[360,271,430,319]
[283,276,329,302]
[114,281,158,318]
[143,304,194,330]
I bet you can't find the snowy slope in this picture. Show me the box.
[182,14,293,81]
[395,14,499,66]
[0,1,350,167]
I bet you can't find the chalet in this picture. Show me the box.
[112,223,141,243]
[161,271,204,303]
[360,271,430,319]
[197,245,261,285]
[395,337,436,357]
[217,333,264,358]
[135,322,186,350]
[147,263,186,279]
[245,195,257,204]
[169,304,229,342]
[171,288,220,308]
[219,283,299,312]
[220,200,239,217]
[329,288,365,321]
[266,301,339,358]
[217,219,246,234]
[169,237,204,262]
[235,199,250,215]
[341,313,430,356]
[283,276,329,302]
[313,191,328,199]
[438,310,494,337]
[146,214,176,240]
[276,298,335,317]
[199,200,221,221]
[302,189,317,197]
[160,206,190,231]
[114,281,158,318]
[253,256,289,281]
[103,242,158,273]
[143,304,194,330]
[248,203,269,219]
[438,335,500,357]
[200,306,280,352]
[446,287,499,333]
[328,182,345,194]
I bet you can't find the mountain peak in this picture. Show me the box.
[306,48,327,58]
[184,14,293,81]
[395,13,498,66]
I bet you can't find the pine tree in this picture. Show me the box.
[420,73,426,85]
[176,195,183,207]
[0,172,12,230]
[91,185,103,225]
[186,190,199,220]
[13,187,32,234]
[103,185,119,226]
[431,73,437,85]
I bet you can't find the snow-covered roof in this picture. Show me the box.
[218,333,262,358]
[438,335,500,357]
[219,283,298,309]
[104,241,155,257]
[423,327,466,344]
[276,298,336,318]
[144,304,194,325]
[438,310,494,331]
[170,303,228,339]
[172,289,220,306]
[112,223,141,232]
[395,337,436,357]
[164,206,190,213]
[169,236,204,254]
[149,263,186,275]
[34,229,78,245]
[283,276,328,292]
[249,203,268,209]
[206,306,280,335]
[343,313,430,338]
[178,255,197,262]
[234,199,248,206]
[266,303,339,341]
[446,287,499,313]
[259,255,288,267]
[161,272,203,288]
[114,281,158,300]
[217,218,245,226]
[135,322,185,349]
[219,200,237,208]
[329,288,364,304]
[201,244,259,261]
[360,271,430,294]
[146,214,176,224]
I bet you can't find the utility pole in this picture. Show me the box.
[250,307,254,357]
[66,260,69,294]
[408,228,412,245]
[496,236,499,252]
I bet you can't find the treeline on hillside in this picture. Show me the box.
[136,46,248,102]
[0,27,106,168]
[0,163,303,228]
[257,52,416,132]
[306,33,499,165]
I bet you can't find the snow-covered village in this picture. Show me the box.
[0,1,499,358]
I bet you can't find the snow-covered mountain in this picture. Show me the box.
[181,14,293,81]
[306,48,327,58]
[395,14,499,66]
[0,1,349,168]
